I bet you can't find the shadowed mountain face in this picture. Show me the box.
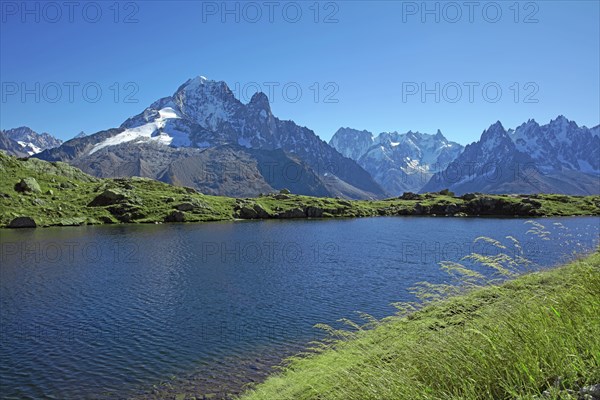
[421,117,600,195]
[35,77,386,199]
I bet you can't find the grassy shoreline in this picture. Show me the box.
[239,251,600,400]
[1,153,599,228]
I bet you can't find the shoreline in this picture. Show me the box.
[240,250,600,400]
[2,153,599,229]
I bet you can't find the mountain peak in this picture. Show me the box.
[434,129,445,140]
[248,91,271,113]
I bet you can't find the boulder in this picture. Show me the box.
[438,189,455,197]
[521,198,542,207]
[57,217,86,226]
[580,384,600,398]
[460,193,478,201]
[175,203,195,212]
[253,204,271,218]
[306,206,324,218]
[88,189,127,206]
[412,203,430,215]
[59,181,77,189]
[399,192,421,200]
[106,203,145,222]
[14,177,41,193]
[165,210,185,223]
[444,203,461,215]
[8,216,37,228]
[273,194,291,200]
[276,208,305,219]
[238,206,258,219]
[279,188,291,194]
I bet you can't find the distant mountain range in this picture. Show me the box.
[0,127,63,157]
[1,76,598,197]
[330,128,463,195]
[421,117,599,195]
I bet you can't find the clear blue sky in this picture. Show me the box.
[1,0,599,144]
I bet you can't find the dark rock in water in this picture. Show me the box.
[88,189,127,206]
[253,204,271,218]
[8,216,37,228]
[238,206,258,219]
[165,210,185,223]
[14,177,41,193]
[98,216,115,224]
[412,203,428,215]
[444,203,460,215]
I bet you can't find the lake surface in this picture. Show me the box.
[1,217,599,399]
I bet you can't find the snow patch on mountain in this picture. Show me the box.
[89,106,184,154]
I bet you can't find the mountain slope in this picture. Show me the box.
[330,128,463,195]
[36,77,385,199]
[422,118,600,195]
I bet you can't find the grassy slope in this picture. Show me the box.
[1,152,599,228]
[240,252,600,400]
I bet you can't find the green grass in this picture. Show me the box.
[1,152,599,228]
[240,251,600,400]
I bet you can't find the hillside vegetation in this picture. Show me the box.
[240,251,600,400]
[1,153,599,228]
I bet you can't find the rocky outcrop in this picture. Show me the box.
[14,177,41,193]
[164,210,185,222]
[8,216,37,228]
[88,189,127,206]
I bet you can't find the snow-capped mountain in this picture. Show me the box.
[329,128,463,195]
[509,115,599,174]
[422,117,600,195]
[36,76,385,199]
[0,127,62,156]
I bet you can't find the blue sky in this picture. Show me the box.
[1,1,599,144]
